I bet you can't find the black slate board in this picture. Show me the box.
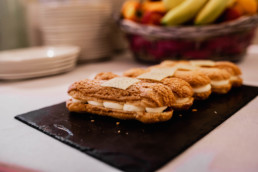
[15,85,258,172]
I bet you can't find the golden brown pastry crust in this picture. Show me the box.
[211,85,232,94]
[94,72,119,80]
[123,68,148,78]
[161,78,193,98]
[146,77,194,110]
[196,67,231,81]
[159,60,236,94]
[124,69,194,109]
[68,79,175,108]
[66,99,173,123]
[215,61,242,87]
[194,90,212,100]
[196,67,232,94]
[161,60,242,87]
[230,77,242,87]
[124,67,210,100]
[215,61,242,75]
[173,70,211,88]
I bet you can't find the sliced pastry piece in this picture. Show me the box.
[97,71,194,110]
[160,60,233,94]
[173,70,211,100]
[176,60,242,87]
[215,61,242,87]
[196,67,232,94]
[123,69,194,110]
[146,64,212,100]
[183,60,242,88]
[66,77,175,123]
[161,77,194,110]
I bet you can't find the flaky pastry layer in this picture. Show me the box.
[68,79,175,108]
[215,61,242,87]
[123,67,211,100]
[94,72,119,80]
[66,99,173,123]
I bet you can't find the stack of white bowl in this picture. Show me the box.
[0,46,80,80]
[39,2,113,62]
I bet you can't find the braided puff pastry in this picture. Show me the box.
[66,78,175,123]
[215,61,242,87]
[124,67,211,100]
[171,60,243,87]
[160,60,233,94]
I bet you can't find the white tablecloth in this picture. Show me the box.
[0,46,258,172]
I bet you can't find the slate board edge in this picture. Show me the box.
[14,114,120,171]
[14,85,258,172]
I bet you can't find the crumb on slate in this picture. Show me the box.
[192,109,198,112]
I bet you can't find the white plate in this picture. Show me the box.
[40,11,111,18]
[43,36,110,43]
[40,24,109,32]
[40,4,111,13]
[40,16,111,23]
[0,58,77,74]
[0,46,80,63]
[0,63,75,80]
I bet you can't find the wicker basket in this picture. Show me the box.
[119,15,258,63]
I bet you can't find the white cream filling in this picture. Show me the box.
[70,98,168,113]
[230,75,240,81]
[175,97,190,104]
[103,102,123,110]
[211,79,230,87]
[88,101,103,106]
[193,84,211,93]
[123,104,145,112]
[146,106,167,113]
[71,98,85,103]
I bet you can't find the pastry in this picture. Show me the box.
[172,70,212,99]
[215,61,242,87]
[160,60,233,94]
[123,69,194,110]
[160,77,194,110]
[188,60,242,88]
[162,60,243,87]
[195,67,232,94]
[125,65,212,100]
[66,76,176,123]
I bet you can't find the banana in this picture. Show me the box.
[161,0,208,26]
[162,0,185,10]
[195,0,231,25]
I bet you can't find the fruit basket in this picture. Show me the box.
[118,0,258,63]
[120,15,258,63]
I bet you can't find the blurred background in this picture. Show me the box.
[0,0,257,80]
[0,0,128,61]
[1,0,258,58]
